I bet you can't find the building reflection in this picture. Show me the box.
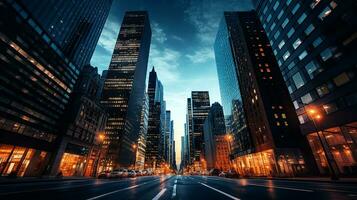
[307,121,357,175]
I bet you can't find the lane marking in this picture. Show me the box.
[86,178,160,200]
[152,188,166,200]
[199,182,240,200]
[172,184,177,198]
[247,183,313,193]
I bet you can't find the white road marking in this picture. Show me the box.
[172,184,177,198]
[199,182,240,200]
[86,178,160,200]
[248,183,314,193]
[152,188,167,200]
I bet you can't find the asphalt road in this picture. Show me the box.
[0,175,356,200]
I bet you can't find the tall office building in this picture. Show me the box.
[253,0,357,176]
[191,91,210,164]
[135,93,149,170]
[169,120,175,168]
[203,102,227,169]
[180,135,185,170]
[146,68,166,169]
[101,11,151,169]
[216,11,312,177]
[0,0,111,176]
[164,110,171,162]
[185,98,194,164]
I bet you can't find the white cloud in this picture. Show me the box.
[148,44,181,83]
[171,35,184,42]
[97,20,120,53]
[186,47,215,63]
[152,22,167,44]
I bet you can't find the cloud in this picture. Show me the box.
[148,44,181,83]
[186,47,215,63]
[152,22,167,44]
[171,35,184,42]
[96,20,120,53]
[183,0,253,45]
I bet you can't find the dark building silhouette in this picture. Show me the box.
[216,11,311,177]
[190,91,210,169]
[253,0,357,176]
[204,102,227,169]
[145,68,166,169]
[0,0,111,176]
[101,11,151,169]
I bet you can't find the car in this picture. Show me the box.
[135,170,143,176]
[109,169,123,178]
[142,170,148,176]
[120,169,129,178]
[209,168,220,176]
[128,170,136,177]
[218,171,226,177]
[98,171,110,179]
[226,170,239,178]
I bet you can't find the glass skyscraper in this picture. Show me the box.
[254,0,357,176]
[101,11,151,169]
[0,0,111,177]
[215,11,312,177]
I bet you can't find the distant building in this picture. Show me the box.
[190,91,210,170]
[214,135,231,171]
[164,111,171,163]
[101,11,151,169]
[0,0,111,177]
[135,93,149,170]
[146,68,166,169]
[216,11,311,177]
[253,0,357,176]
[185,98,194,164]
[203,103,227,170]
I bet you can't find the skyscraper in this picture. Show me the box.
[216,11,312,177]
[135,93,149,170]
[146,68,166,169]
[186,98,194,164]
[0,0,111,176]
[169,120,175,168]
[191,91,210,165]
[253,0,357,176]
[101,11,151,169]
[164,110,171,162]
[203,102,227,169]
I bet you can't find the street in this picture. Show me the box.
[0,175,357,200]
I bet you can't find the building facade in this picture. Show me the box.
[217,11,312,177]
[253,0,357,176]
[190,91,210,170]
[203,103,227,170]
[135,93,149,170]
[0,0,111,177]
[145,68,166,169]
[101,11,151,169]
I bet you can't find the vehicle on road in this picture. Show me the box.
[209,168,220,176]
[128,170,136,177]
[218,171,226,177]
[226,170,239,178]
[98,171,110,179]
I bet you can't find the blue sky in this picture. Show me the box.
[91,0,253,165]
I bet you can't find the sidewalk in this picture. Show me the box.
[244,176,357,184]
[0,176,94,184]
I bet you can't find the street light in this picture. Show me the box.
[94,132,106,177]
[304,105,339,180]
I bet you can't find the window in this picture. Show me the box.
[320,48,333,61]
[319,7,332,20]
[293,38,302,49]
[273,49,277,55]
[273,2,279,10]
[311,0,321,9]
[292,3,301,14]
[305,61,320,79]
[287,28,295,38]
[323,103,338,114]
[292,72,305,89]
[301,93,313,104]
[283,51,290,61]
[333,72,350,86]
[305,24,315,35]
[287,61,295,70]
[278,40,285,49]
[316,84,330,97]
[263,6,268,14]
[299,51,308,60]
[287,0,292,5]
[298,13,307,24]
[293,101,300,109]
[274,31,280,39]
[282,18,289,28]
[267,14,272,22]
[277,10,284,19]
[313,37,323,47]
[270,23,276,31]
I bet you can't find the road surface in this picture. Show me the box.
[0,175,356,199]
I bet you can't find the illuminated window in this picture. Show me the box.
[320,48,333,61]
[316,84,330,97]
[299,51,308,60]
[293,38,302,49]
[292,72,305,89]
[287,28,295,38]
[301,93,313,104]
[313,37,323,47]
[292,3,300,14]
[283,51,290,61]
[282,18,289,28]
[273,1,279,10]
[298,13,307,24]
[277,10,284,19]
[333,72,350,86]
[305,60,321,79]
[319,7,332,20]
[278,40,285,49]
[305,24,315,35]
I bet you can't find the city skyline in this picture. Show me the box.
[91,0,254,167]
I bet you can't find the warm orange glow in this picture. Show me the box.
[132,144,137,149]
[98,134,105,141]
[315,115,322,119]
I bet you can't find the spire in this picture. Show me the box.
[151,66,155,72]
